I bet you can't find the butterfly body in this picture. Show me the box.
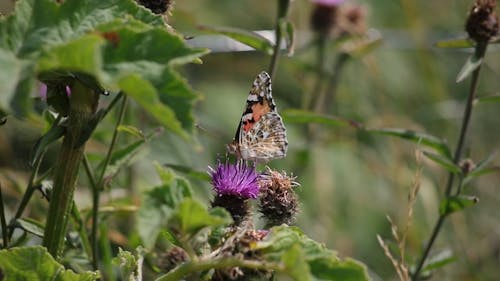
[227,71,288,163]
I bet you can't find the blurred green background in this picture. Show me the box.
[1,0,499,280]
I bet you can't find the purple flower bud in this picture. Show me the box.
[40,83,48,100]
[65,85,71,97]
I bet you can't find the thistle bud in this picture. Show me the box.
[157,246,188,272]
[465,0,499,43]
[258,168,299,227]
[310,0,344,34]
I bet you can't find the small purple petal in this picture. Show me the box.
[40,83,47,99]
[208,160,259,199]
[65,85,71,97]
[311,0,344,6]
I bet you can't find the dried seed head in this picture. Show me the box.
[212,229,270,280]
[136,0,174,15]
[466,0,499,42]
[310,0,344,34]
[258,168,300,227]
[157,246,188,272]
[338,4,368,36]
[460,158,476,175]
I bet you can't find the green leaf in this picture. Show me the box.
[0,246,98,281]
[439,195,479,216]
[0,0,164,115]
[14,218,45,237]
[118,74,188,139]
[198,25,274,55]
[256,226,370,281]
[117,125,145,139]
[434,38,474,48]
[344,32,383,58]
[30,119,65,166]
[154,162,177,185]
[137,167,192,248]
[112,247,144,281]
[310,257,370,281]
[282,20,295,56]
[422,249,456,273]
[282,109,362,128]
[36,35,105,76]
[100,128,160,180]
[1,0,207,138]
[368,128,452,159]
[153,69,200,132]
[422,151,461,174]
[474,94,500,105]
[456,53,483,83]
[171,199,232,235]
[163,163,211,181]
[282,245,312,281]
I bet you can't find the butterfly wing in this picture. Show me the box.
[227,71,287,162]
[238,111,288,162]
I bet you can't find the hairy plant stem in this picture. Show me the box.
[411,42,488,281]
[42,81,99,259]
[155,257,282,281]
[70,202,92,259]
[269,24,282,80]
[7,146,48,240]
[306,35,327,111]
[268,0,291,79]
[322,52,350,114]
[0,183,8,248]
[91,93,127,270]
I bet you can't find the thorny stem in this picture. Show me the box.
[91,93,127,270]
[155,257,283,281]
[412,42,488,281]
[0,183,8,248]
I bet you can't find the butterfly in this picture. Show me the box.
[227,71,288,163]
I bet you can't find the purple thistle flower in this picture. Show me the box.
[208,160,259,199]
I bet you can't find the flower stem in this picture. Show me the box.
[411,42,488,281]
[42,81,99,259]
[322,52,350,114]
[269,22,283,79]
[71,201,93,259]
[268,0,290,79]
[306,36,327,111]
[91,93,127,269]
[0,182,9,248]
[155,257,282,281]
[7,142,49,240]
